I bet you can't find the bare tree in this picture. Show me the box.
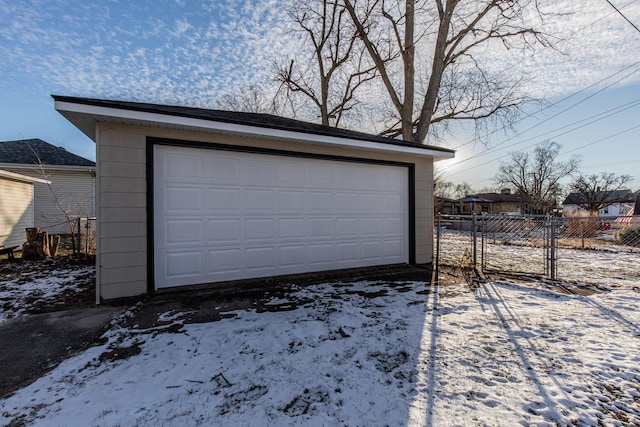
[453,181,474,199]
[218,85,282,115]
[276,0,378,126]
[570,172,633,214]
[494,141,580,213]
[336,0,552,142]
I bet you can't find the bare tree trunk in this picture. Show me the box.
[22,228,51,261]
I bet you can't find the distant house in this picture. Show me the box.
[0,169,49,247]
[562,189,637,217]
[458,189,530,215]
[0,139,95,234]
[435,196,459,215]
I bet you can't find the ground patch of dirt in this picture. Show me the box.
[0,256,96,317]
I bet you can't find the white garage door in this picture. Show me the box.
[154,145,409,289]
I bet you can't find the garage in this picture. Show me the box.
[153,143,410,288]
[53,95,454,301]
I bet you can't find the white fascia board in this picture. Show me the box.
[55,100,455,160]
[0,168,50,184]
[0,163,95,173]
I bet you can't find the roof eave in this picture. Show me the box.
[54,99,455,161]
[0,168,51,184]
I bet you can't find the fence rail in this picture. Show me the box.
[436,213,640,287]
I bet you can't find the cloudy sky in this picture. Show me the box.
[0,0,639,189]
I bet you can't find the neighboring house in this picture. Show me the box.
[435,196,459,215]
[54,96,455,302]
[472,189,530,215]
[0,138,95,234]
[0,169,49,248]
[562,189,637,217]
[458,195,493,214]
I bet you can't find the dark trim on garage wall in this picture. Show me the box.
[146,136,418,292]
[407,165,416,264]
[145,140,156,295]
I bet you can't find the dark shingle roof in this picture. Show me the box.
[563,190,635,205]
[473,192,529,203]
[0,139,95,167]
[52,95,455,154]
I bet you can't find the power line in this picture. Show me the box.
[605,0,640,32]
[442,86,640,174]
[446,122,640,179]
[560,123,640,155]
[448,61,640,158]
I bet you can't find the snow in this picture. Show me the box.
[0,260,94,323]
[2,272,639,426]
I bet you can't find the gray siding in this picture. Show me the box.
[96,126,147,300]
[0,167,95,234]
[0,177,34,247]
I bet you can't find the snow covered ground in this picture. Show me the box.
[0,259,94,323]
[1,269,639,426]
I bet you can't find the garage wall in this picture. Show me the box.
[95,123,435,300]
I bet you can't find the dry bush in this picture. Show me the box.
[564,210,600,238]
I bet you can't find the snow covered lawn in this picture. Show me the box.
[1,274,639,426]
[0,258,94,323]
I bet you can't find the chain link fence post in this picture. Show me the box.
[435,213,441,285]
[472,213,477,268]
[550,214,557,280]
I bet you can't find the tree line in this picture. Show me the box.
[435,140,634,214]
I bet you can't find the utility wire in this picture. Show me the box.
[450,61,640,153]
[605,0,640,32]
[441,72,640,173]
[446,123,640,178]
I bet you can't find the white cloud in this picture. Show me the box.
[0,0,638,123]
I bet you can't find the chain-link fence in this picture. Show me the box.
[436,213,640,286]
[40,217,96,257]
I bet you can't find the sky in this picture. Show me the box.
[0,0,639,191]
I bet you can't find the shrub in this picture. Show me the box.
[616,226,640,247]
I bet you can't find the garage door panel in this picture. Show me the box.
[207,218,241,241]
[245,189,276,209]
[166,251,203,277]
[164,186,202,211]
[278,191,306,210]
[279,245,306,267]
[384,217,404,234]
[165,219,203,245]
[246,247,276,269]
[154,145,409,289]
[245,218,277,240]
[242,159,277,183]
[384,240,404,257]
[208,248,243,273]
[307,191,333,210]
[279,218,306,238]
[204,156,239,180]
[164,153,202,181]
[206,188,240,210]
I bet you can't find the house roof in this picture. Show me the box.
[458,196,494,203]
[562,189,635,206]
[53,96,456,160]
[0,138,95,167]
[473,192,529,203]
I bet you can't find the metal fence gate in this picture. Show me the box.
[436,213,640,286]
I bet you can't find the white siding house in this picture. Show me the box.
[0,169,49,248]
[0,139,95,235]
